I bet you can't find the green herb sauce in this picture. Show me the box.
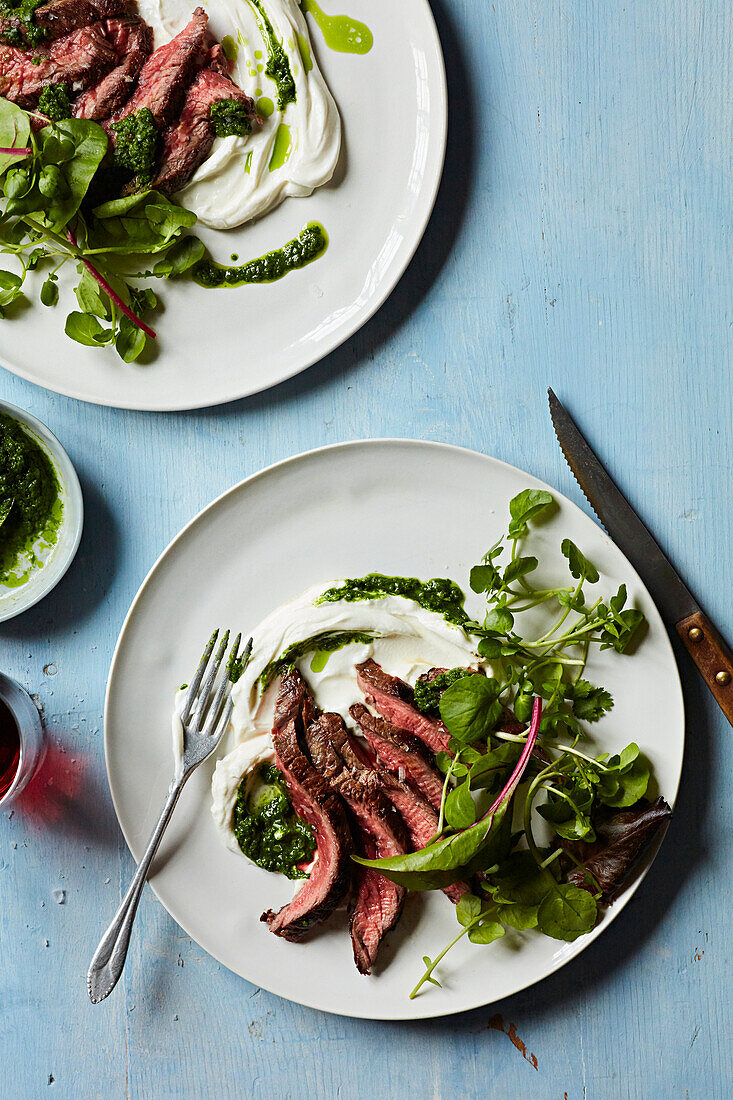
[317,574,469,627]
[193,223,328,289]
[38,83,71,122]
[300,0,373,55]
[259,630,374,690]
[414,668,473,715]
[0,413,62,588]
[0,0,47,48]
[232,762,316,878]
[111,108,158,183]
[209,99,253,139]
[248,0,297,110]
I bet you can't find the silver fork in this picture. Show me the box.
[87,629,251,1004]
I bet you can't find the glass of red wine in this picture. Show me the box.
[0,673,45,806]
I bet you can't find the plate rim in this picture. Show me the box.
[0,1,448,412]
[104,438,685,1019]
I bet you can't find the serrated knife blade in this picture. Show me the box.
[548,388,733,726]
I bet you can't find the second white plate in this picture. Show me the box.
[0,1,447,410]
[105,440,684,1020]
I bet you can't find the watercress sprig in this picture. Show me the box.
[0,97,203,361]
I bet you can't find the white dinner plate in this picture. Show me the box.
[105,440,685,1019]
[0,1,446,410]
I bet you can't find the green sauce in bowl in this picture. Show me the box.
[0,412,62,588]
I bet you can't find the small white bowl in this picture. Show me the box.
[0,400,83,622]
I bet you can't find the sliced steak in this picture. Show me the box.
[73,14,153,120]
[110,6,208,128]
[0,23,117,108]
[344,717,470,905]
[349,702,445,812]
[261,670,352,941]
[304,712,407,975]
[356,659,452,755]
[153,66,257,195]
[34,0,127,40]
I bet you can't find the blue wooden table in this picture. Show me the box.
[1,2,730,1096]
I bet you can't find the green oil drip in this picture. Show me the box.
[221,34,238,62]
[244,150,253,174]
[268,122,292,171]
[193,223,328,290]
[301,0,373,54]
[296,31,313,72]
[257,629,375,689]
[256,95,274,119]
[309,650,330,673]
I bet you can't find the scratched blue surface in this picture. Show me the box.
[1,2,731,1096]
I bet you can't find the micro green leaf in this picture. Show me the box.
[507,488,554,538]
[536,883,597,941]
[439,675,503,744]
[561,539,600,583]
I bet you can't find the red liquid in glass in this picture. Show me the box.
[0,699,21,799]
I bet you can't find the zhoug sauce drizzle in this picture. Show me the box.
[0,413,62,588]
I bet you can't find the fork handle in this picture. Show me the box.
[87,774,186,1003]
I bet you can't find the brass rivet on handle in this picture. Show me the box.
[688,626,703,642]
[715,670,731,687]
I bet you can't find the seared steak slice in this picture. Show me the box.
[349,702,445,812]
[344,711,469,905]
[34,0,127,39]
[377,771,470,904]
[74,14,153,120]
[0,23,117,108]
[261,671,352,941]
[304,713,407,975]
[356,659,452,755]
[110,6,208,128]
[153,67,257,195]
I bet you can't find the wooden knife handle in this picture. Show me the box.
[676,610,733,726]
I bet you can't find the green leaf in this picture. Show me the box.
[490,851,552,907]
[477,636,503,660]
[455,893,482,926]
[561,539,600,584]
[567,679,614,722]
[74,267,110,319]
[468,918,505,945]
[483,605,514,633]
[470,563,500,593]
[503,556,538,584]
[439,676,503,744]
[599,749,650,807]
[0,98,31,177]
[498,903,539,930]
[38,119,108,231]
[115,316,147,363]
[508,488,554,538]
[64,311,112,346]
[445,779,477,828]
[152,234,205,277]
[353,801,509,890]
[536,883,597,941]
[468,742,518,792]
[0,268,22,308]
[40,275,58,307]
[601,608,645,653]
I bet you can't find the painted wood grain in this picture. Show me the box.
[1,1,730,1096]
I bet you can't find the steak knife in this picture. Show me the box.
[548,388,733,726]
